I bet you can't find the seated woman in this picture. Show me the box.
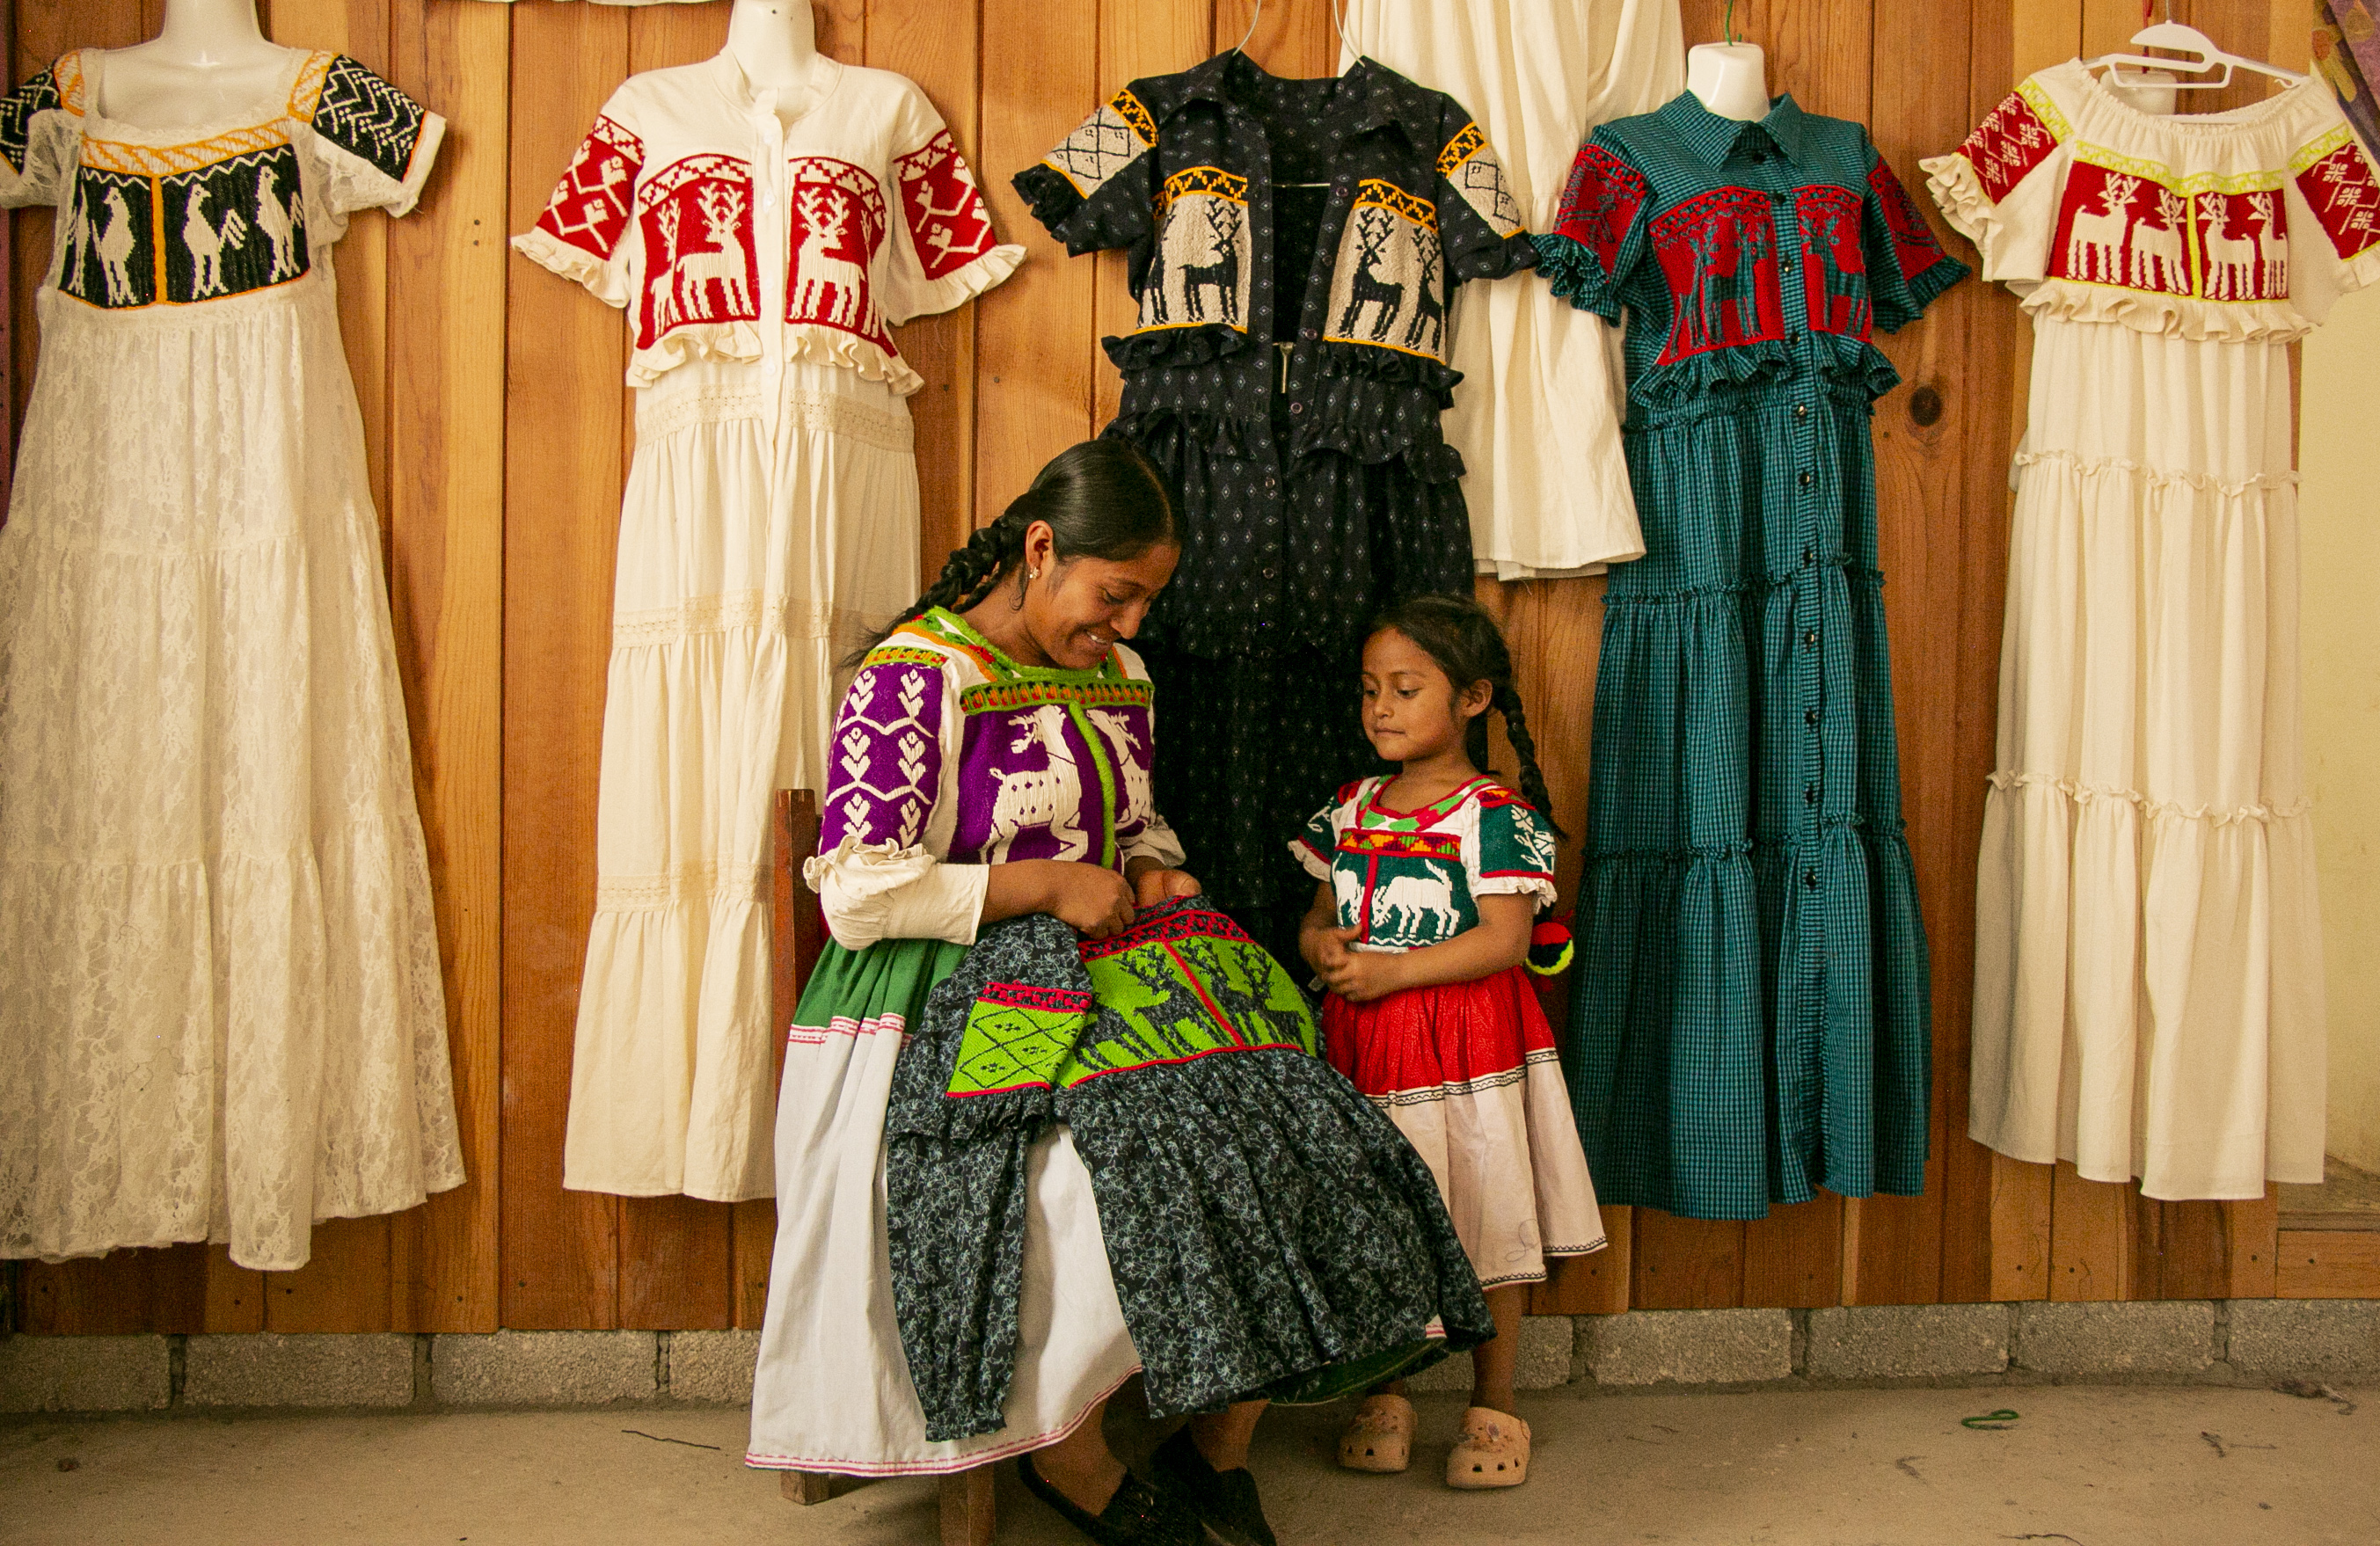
[743,440,1488,1546]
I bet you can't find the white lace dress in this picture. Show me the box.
[0,48,463,1272]
[1927,64,2380,1199]
[512,53,1021,1201]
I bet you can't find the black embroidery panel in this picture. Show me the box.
[158,145,310,305]
[61,168,158,310]
[311,55,424,184]
[0,67,60,177]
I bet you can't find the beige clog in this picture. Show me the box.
[1336,1392,1416,1473]
[1445,1405,1530,1489]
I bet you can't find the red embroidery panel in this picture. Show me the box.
[894,130,997,281]
[787,156,893,353]
[2296,140,2380,259]
[2047,163,2194,296]
[535,114,643,259]
[1551,142,1649,275]
[1956,90,2057,204]
[1650,186,1784,364]
[1796,185,1871,339]
[1867,161,1950,283]
[634,154,760,349]
[2193,187,2290,302]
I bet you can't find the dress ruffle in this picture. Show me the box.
[1627,331,1901,413]
[510,226,632,308]
[1011,163,1093,252]
[1102,323,1252,372]
[1530,231,1623,323]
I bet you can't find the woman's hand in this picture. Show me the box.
[982,858,1135,937]
[1131,865,1201,908]
[1315,944,1411,1004]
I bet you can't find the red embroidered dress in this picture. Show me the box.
[512,54,1021,1201]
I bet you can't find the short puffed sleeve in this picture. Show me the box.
[294,53,443,217]
[1534,129,1654,323]
[1012,84,1161,261]
[1863,146,1969,332]
[512,87,646,309]
[2282,120,2380,325]
[1430,102,1537,284]
[0,55,82,209]
[881,82,1025,326]
[1291,790,1353,884]
[1922,79,2071,288]
[1473,791,1557,911]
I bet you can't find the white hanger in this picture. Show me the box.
[2086,17,2309,92]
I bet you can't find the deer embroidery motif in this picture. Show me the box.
[674,182,752,317]
[794,186,872,328]
[1402,235,1444,353]
[1335,208,1405,340]
[2250,189,2289,295]
[1178,199,1242,326]
[2128,189,2187,292]
[2064,174,2137,284]
[2199,192,2259,300]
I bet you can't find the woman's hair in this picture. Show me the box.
[854,439,1178,660]
[1364,592,1564,838]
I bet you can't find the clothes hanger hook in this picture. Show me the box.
[1726,0,1740,47]
[1233,0,1262,56]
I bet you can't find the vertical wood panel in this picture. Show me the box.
[2226,1192,2281,1297]
[2049,1161,2142,1301]
[1988,1154,2054,1300]
[501,0,630,1331]
[1090,0,1210,433]
[1632,1212,1747,1309]
[1530,1207,1632,1315]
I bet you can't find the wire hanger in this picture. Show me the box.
[2084,1,2309,91]
[1227,0,1353,190]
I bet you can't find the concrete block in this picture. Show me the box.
[667,1331,761,1404]
[1582,1309,1794,1387]
[2226,1299,2380,1377]
[2014,1301,2216,1375]
[0,1334,170,1413]
[1403,1317,1574,1394]
[1806,1303,2010,1380]
[185,1333,415,1409]
[431,1331,659,1407]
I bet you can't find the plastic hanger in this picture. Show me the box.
[2084,11,2309,91]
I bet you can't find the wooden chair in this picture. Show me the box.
[770,789,998,1546]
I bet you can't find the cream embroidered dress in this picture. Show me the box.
[1927,64,2380,1198]
[513,53,1022,1200]
[0,49,461,1272]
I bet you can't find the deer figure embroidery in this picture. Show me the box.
[1809,200,1868,334]
[183,186,250,299]
[2199,192,2259,300]
[2128,188,2187,292]
[2250,189,2289,295]
[1335,208,1405,340]
[1376,862,1461,942]
[675,182,751,317]
[1729,219,1771,339]
[1332,864,1363,927]
[95,186,139,305]
[252,167,301,282]
[984,704,1089,864]
[1084,709,1153,829]
[1179,199,1242,326]
[645,200,683,334]
[1402,234,1444,353]
[794,186,871,328]
[2065,174,2137,283]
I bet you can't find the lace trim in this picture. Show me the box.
[611,593,862,648]
[2012,448,2297,495]
[594,861,767,910]
[634,384,914,454]
[1986,770,2311,825]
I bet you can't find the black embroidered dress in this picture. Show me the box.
[1015,54,1537,930]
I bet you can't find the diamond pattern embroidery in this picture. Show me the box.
[1042,92,1153,202]
[947,991,1091,1096]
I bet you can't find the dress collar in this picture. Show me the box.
[1657,89,1816,167]
[1172,51,1442,147]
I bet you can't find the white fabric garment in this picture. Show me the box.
[0,48,464,1272]
[512,52,1022,1201]
[1928,62,2380,1199]
[1340,0,1683,576]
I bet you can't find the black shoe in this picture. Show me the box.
[1018,1452,1206,1546]
[1152,1427,1278,1546]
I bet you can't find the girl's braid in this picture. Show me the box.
[1492,682,1564,841]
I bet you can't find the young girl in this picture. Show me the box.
[1294,592,1606,1491]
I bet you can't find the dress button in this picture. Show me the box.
[1802,546,1814,566]
[1302,327,1319,340]
[1778,255,1793,272]
[1804,706,1820,726]
[1799,470,1813,488]
[1804,868,1820,890]
[1794,403,1808,419]
[1803,630,1819,648]
[1804,784,1818,805]
[1289,402,1305,415]
[1264,478,1279,492]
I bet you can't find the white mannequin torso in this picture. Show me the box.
[95,0,297,131]
[1686,41,1770,122]
[726,0,835,127]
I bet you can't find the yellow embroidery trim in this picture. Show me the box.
[288,50,335,121]
[2070,140,2283,194]
[1158,165,1248,209]
[55,51,86,115]
[1112,87,1157,148]
[81,122,292,177]
[1435,120,1486,177]
[2289,122,2356,175]
[1320,325,1443,361]
[1354,178,1436,230]
[2019,77,2070,143]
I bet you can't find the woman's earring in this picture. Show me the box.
[1028,567,1040,580]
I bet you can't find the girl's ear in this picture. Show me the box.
[1456,677,1493,722]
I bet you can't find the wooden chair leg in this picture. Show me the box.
[938,1466,996,1546]
[779,1469,834,1505]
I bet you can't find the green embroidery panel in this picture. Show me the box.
[1061,929,1318,1087]
[948,997,1093,1096]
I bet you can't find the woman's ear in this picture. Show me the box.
[1023,519,1057,576]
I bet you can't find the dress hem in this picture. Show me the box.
[741,1361,1143,1478]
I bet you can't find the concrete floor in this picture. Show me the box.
[2,1385,2372,1546]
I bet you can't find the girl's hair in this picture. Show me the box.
[1365,592,1564,838]
[854,439,1178,660]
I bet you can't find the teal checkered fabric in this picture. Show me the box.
[1536,93,1965,1219]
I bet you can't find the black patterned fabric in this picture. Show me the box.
[311,54,426,183]
[0,66,58,176]
[883,900,1492,1441]
[1014,55,1537,928]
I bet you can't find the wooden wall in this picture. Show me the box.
[14,0,2366,1338]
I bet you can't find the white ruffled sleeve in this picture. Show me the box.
[810,649,982,950]
[1922,77,2069,290]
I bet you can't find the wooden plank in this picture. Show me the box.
[2151,1200,2233,1300]
[500,0,631,1331]
[2048,1161,2141,1302]
[1530,1207,1632,1316]
[1745,1197,1843,1309]
[872,0,984,570]
[2273,1232,2380,1298]
[265,1217,391,1333]
[1217,0,1340,69]
[1474,577,1602,916]
[206,1245,266,1334]
[18,1248,209,1336]
[939,1467,996,1546]
[1632,1212,1747,1309]
[2225,1192,2281,1298]
[974,0,1099,522]
[1988,1154,2053,1301]
[1091,0,1208,434]
[1764,0,1872,122]
[384,0,508,1337]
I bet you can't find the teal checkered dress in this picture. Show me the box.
[1535,94,1967,1219]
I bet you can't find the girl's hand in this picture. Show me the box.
[1317,946,1409,1003]
[1132,865,1201,908]
[1300,920,1359,975]
[1042,862,1136,938]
